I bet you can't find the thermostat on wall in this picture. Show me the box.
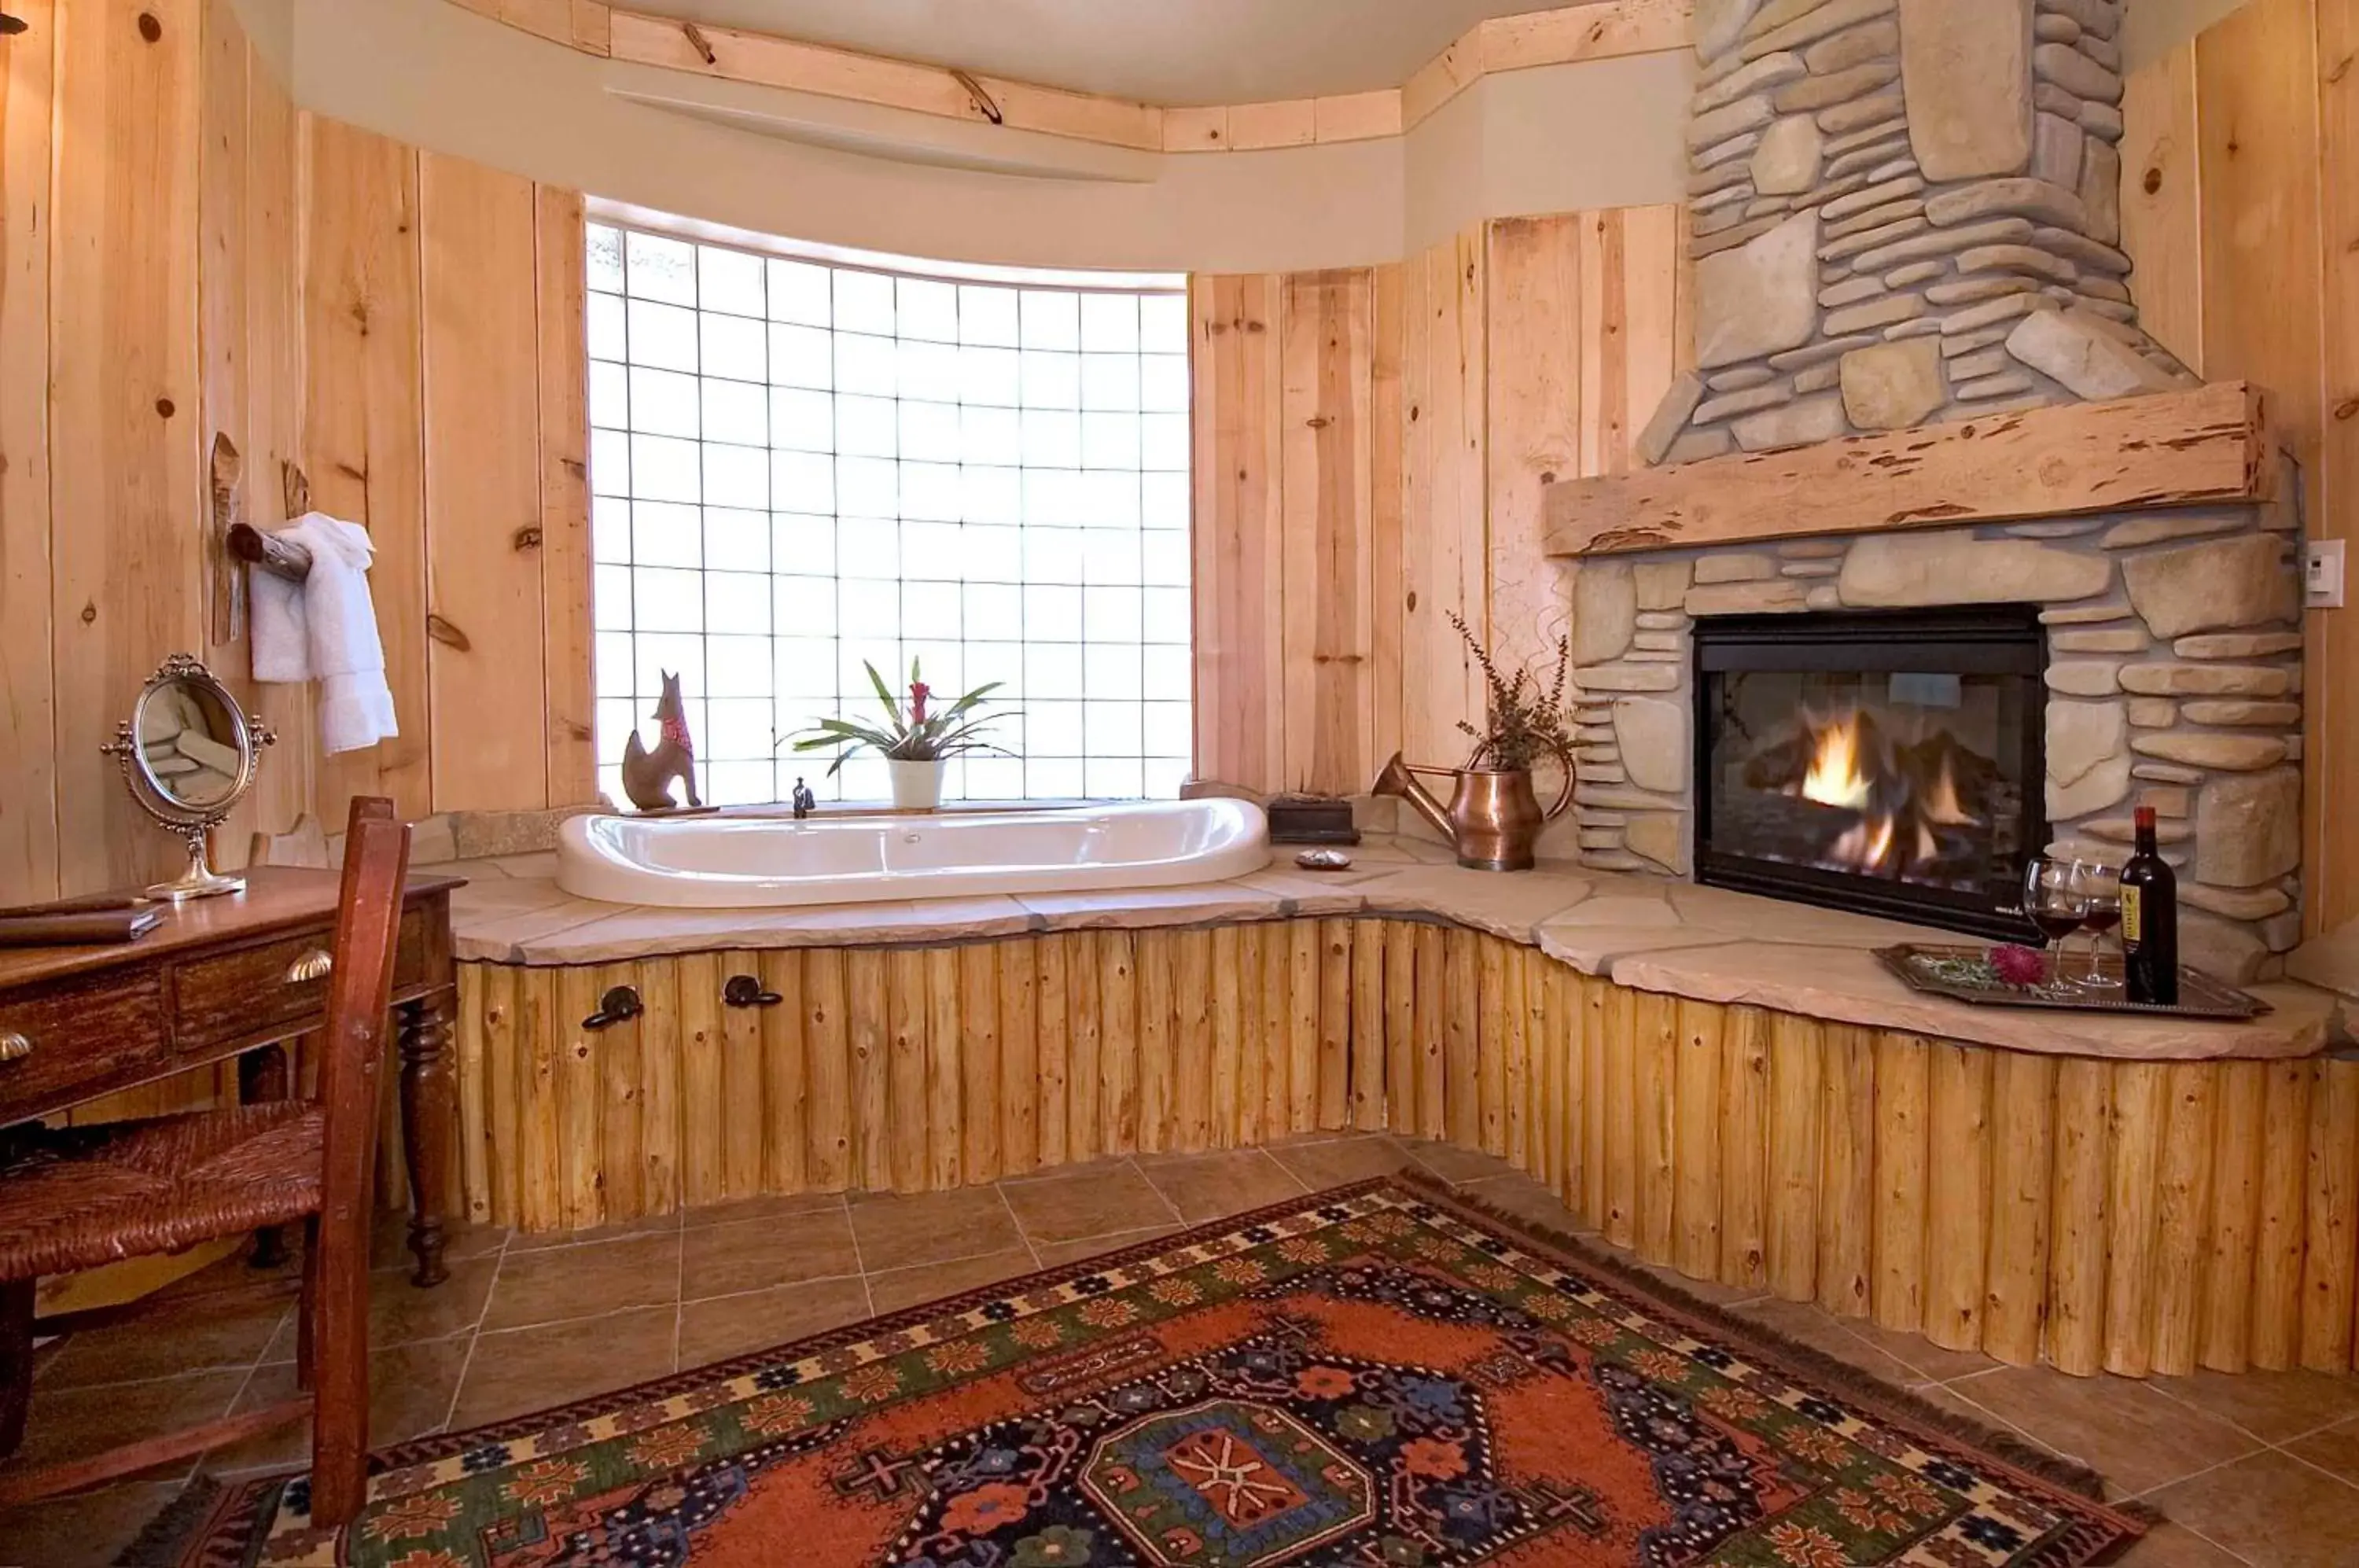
[2306,539,2346,609]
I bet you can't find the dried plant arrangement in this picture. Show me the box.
[1448,610,1574,772]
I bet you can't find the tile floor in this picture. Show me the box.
[4,1133,2357,1566]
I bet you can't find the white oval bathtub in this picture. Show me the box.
[557,799,1273,907]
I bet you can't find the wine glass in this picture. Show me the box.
[2022,856,2086,991]
[2069,859,2123,991]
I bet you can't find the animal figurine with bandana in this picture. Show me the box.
[621,671,704,812]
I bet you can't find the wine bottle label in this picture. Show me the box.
[2121,886,2142,944]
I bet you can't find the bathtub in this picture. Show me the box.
[557,798,1272,907]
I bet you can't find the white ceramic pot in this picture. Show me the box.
[889,757,945,811]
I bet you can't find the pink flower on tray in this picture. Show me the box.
[1989,944,2048,988]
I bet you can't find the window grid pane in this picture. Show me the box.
[587,223,1193,808]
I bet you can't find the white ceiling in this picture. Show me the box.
[623,0,1577,105]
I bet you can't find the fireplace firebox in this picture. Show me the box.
[1692,608,2048,940]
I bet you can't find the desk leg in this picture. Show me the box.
[398,992,456,1287]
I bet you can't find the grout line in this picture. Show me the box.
[838,1191,878,1320]
[1129,1157,1187,1227]
[993,1179,1047,1268]
[440,1228,513,1433]
[672,1213,686,1376]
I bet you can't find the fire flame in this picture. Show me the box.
[1787,705,1981,878]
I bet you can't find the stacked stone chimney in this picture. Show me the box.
[1637,0,2197,465]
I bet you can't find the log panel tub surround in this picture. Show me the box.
[429,846,2359,1382]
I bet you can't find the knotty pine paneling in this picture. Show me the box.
[421,152,550,813]
[1191,206,1685,797]
[0,0,594,901]
[459,922,2359,1379]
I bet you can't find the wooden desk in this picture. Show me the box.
[0,868,465,1286]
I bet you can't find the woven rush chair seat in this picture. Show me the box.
[0,1102,324,1280]
[0,798,411,1526]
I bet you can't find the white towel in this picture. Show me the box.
[250,512,399,755]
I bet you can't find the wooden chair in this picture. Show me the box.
[0,798,411,1527]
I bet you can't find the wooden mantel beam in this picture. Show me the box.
[1543,382,2276,558]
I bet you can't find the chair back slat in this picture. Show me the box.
[315,802,410,1234]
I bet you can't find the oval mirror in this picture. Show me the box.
[101,653,275,900]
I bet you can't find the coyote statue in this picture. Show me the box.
[621,671,703,812]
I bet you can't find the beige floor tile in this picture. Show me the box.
[1266,1134,1418,1190]
[1396,1137,1521,1186]
[866,1248,1043,1317]
[1618,1255,1773,1309]
[368,1254,503,1349]
[846,1185,1025,1273]
[37,1287,290,1389]
[1902,1378,2059,1457]
[2285,1413,2359,1484]
[1452,1172,1600,1239]
[1725,1297,1926,1388]
[9,1369,247,1472]
[2144,1450,2359,1568]
[998,1163,1179,1247]
[502,1208,682,1253]
[205,1337,473,1472]
[2114,1522,2253,1566]
[679,1191,845,1229]
[1030,1225,1183,1271]
[480,1231,680,1332]
[369,1209,510,1272]
[1961,1366,2262,1498]
[676,1277,872,1369]
[1135,1148,1306,1223]
[448,1306,678,1430]
[679,1207,863,1302]
[0,1478,191,1568]
[1838,1316,2000,1385]
[2148,1366,2359,1445]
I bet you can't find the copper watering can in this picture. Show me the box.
[1373,743,1576,871]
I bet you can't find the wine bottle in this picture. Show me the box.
[2120,804,2179,1006]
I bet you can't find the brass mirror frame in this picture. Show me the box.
[100,653,276,901]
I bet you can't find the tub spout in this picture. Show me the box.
[1373,752,1452,841]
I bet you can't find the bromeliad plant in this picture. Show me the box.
[1448,609,1574,772]
[782,657,1010,775]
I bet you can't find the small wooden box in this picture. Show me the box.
[1267,794,1360,845]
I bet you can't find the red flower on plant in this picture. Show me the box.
[940,1481,1032,1536]
[1400,1437,1468,1479]
[908,681,932,724]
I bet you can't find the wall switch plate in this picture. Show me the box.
[2306,539,2346,609]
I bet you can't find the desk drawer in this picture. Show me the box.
[0,970,168,1113]
[175,910,430,1051]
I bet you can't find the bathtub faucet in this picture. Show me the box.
[791,778,817,819]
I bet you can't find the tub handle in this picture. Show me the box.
[723,974,783,1009]
[583,985,643,1031]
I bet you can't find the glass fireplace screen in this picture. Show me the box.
[1694,607,2047,938]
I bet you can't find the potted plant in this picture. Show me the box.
[782,658,1009,811]
[1371,612,1577,870]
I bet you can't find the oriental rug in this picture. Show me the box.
[144,1174,2147,1567]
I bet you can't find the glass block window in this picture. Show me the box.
[586,220,1193,807]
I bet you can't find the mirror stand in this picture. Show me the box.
[101,653,276,903]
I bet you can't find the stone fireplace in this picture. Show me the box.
[1559,500,2304,980]
[1640,0,2194,462]
[1536,0,2307,982]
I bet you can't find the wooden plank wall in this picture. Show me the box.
[459,924,2359,1379]
[2119,0,2357,936]
[0,2,594,904]
[1191,205,1686,797]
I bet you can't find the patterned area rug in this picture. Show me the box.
[146,1174,2147,1566]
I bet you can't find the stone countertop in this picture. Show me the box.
[431,837,2335,1063]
